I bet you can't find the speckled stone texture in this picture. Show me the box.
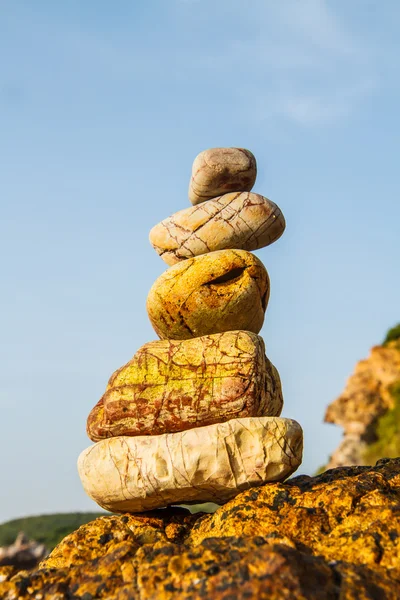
[147,249,269,340]
[87,331,283,441]
[3,459,400,599]
[188,147,257,206]
[78,417,303,512]
[150,192,285,265]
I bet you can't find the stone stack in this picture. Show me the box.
[78,147,303,513]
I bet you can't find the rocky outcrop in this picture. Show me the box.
[0,532,47,572]
[324,338,400,469]
[1,459,400,598]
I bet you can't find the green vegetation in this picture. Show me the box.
[363,381,400,466]
[383,323,400,345]
[0,512,105,550]
[314,464,327,475]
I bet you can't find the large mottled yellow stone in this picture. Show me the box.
[78,417,303,512]
[150,192,285,265]
[87,331,283,441]
[189,147,257,205]
[146,249,269,340]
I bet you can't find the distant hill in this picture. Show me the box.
[0,512,105,551]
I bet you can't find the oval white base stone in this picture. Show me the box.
[78,417,303,513]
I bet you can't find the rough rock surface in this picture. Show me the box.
[188,147,257,205]
[325,339,400,469]
[147,249,269,340]
[2,459,400,599]
[78,417,303,512]
[150,192,285,265]
[87,331,283,441]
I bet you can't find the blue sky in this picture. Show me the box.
[1,0,399,522]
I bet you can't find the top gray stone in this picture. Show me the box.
[189,147,257,205]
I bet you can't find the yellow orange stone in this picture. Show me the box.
[146,249,269,339]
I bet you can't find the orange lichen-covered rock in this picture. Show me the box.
[3,459,400,599]
[147,249,269,340]
[40,510,198,570]
[78,417,303,513]
[87,331,283,441]
[150,192,285,265]
[188,459,400,570]
[188,147,257,205]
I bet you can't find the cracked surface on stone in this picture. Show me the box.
[146,249,269,340]
[188,147,257,206]
[150,192,285,266]
[87,331,283,441]
[3,460,400,599]
[78,417,303,513]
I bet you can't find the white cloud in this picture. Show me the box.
[280,78,376,126]
[175,0,376,127]
[4,0,377,128]
[273,0,357,57]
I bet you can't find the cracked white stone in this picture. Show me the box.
[78,417,303,513]
[150,192,285,266]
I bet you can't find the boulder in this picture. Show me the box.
[188,147,257,205]
[78,417,303,512]
[3,459,400,599]
[147,249,269,340]
[150,192,285,265]
[87,331,283,440]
